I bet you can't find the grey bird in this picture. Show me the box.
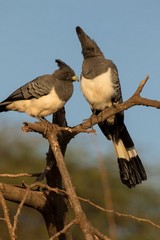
[0,59,78,120]
[76,26,147,188]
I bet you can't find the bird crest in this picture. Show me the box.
[76,26,104,58]
[55,59,71,70]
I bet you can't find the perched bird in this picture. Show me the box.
[0,59,78,120]
[76,26,147,188]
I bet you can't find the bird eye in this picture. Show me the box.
[66,73,73,80]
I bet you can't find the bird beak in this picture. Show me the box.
[72,75,79,81]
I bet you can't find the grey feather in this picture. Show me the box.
[3,75,54,102]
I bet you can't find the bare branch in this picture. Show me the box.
[90,226,111,240]
[0,183,45,210]
[53,126,96,134]
[70,75,160,136]
[22,120,96,137]
[0,191,15,240]
[133,75,149,96]
[79,197,160,230]
[0,173,41,178]
[12,187,30,235]
[49,219,77,240]
[21,182,67,197]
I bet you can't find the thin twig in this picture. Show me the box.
[23,181,67,196]
[23,180,160,232]
[56,126,96,134]
[17,181,160,231]
[79,197,160,230]
[133,75,149,96]
[0,173,41,178]
[91,226,111,240]
[49,219,77,240]
[12,187,30,234]
[0,191,15,240]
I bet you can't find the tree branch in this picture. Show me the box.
[0,173,42,178]
[12,187,31,235]
[41,109,72,240]
[0,191,15,240]
[0,183,45,210]
[49,219,77,240]
[22,117,111,239]
[46,124,96,240]
[71,75,159,135]
[79,196,160,230]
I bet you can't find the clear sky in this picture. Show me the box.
[0,1,160,171]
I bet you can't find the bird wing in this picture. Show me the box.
[104,59,123,104]
[2,74,54,103]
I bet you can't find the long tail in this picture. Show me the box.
[113,125,147,188]
[99,122,147,188]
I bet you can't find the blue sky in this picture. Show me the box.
[0,1,160,173]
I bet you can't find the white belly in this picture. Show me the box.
[7,88,65,117]
[81,68,114,110]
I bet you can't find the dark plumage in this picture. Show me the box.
[76,26,147,188]
[0,59,78,120]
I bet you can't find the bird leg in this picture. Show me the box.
[36,116,51,123]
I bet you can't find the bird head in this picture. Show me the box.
[55,59,79,82]
[76,26,104,59]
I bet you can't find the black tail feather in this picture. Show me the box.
[118,157,147,188]
[93,113,147,188]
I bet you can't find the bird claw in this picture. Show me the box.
[35,172,46,182]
